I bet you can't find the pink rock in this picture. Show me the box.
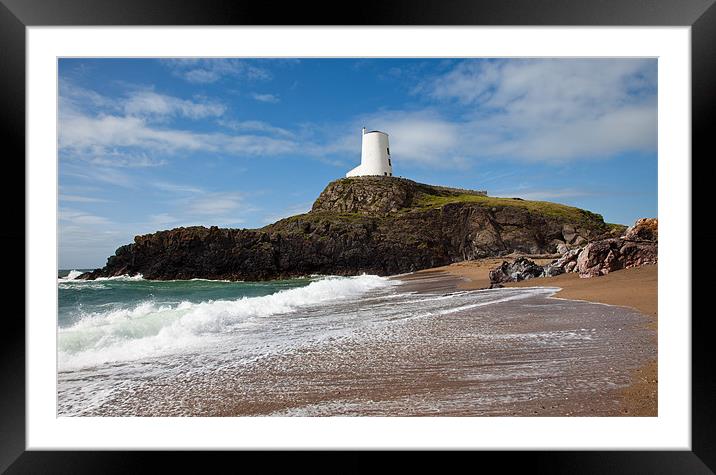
[624,218,658,241]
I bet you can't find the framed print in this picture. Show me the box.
[3,0,713,472]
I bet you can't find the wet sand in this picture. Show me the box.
[431,260,658,416]
[79,268,656,417]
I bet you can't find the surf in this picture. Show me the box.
[58,274,395,370]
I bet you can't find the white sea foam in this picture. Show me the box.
[58,274,394,370]
[58,272,144,284]
[59,282,109,291]
[59,270,83,281]
[92,274,145,281]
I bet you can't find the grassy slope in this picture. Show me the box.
[416,193,606,225]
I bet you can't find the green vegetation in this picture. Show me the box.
[416,193,605,225]
[605,222,628,233]
[266,210,377,233]
[304,211,374,223]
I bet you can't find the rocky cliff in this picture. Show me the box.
[79,176,621,281]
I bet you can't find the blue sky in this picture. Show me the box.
[59,58,657,269]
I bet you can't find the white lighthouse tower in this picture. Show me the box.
[346,127,393,178]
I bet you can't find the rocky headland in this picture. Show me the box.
[79,176,626,281]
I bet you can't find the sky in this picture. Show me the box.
[58,58,658,269]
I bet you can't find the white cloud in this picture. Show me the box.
[152,181,204,194]
[62,165,137,188]
[148,213,181,227]
[59,83,227,168]
[59,79,115,111]
[413,59,657,163]
[59,194,110,203]
[219,119,295,138]
[123,91,225,119]
[59,110,298,160]
[59,82,298,162]
[58,207,132,269]
[360,111,464,167]
[60,113,208,153]
[59,208,112,226]
[185,192,245,216]
[162,59,271,84]
[251,92,280,103]
[223,134,296,156]
[61,80,226,122]
[142,189,257,231]
[491,188,598,201]
[80,150,167,168]
[262,201,313,224]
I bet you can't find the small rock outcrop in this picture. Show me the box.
[489,257,545,287]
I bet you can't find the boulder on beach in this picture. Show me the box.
[488,257,545,287]
[576,239,657,278]
[575,218,657,278]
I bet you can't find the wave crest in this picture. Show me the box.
[58,274,393,370]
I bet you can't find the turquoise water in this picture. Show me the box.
[57,271,397,375]
[58,269,312,329]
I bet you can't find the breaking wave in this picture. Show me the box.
[58,274,394,370]
[62,270,84,280]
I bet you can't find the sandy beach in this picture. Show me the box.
[420,259,658,416]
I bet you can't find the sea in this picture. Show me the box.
[58,270,401,372]
[56,269,654,416]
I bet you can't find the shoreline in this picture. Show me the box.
[413,259,657,416]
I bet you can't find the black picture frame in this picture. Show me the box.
[2,0,711,472]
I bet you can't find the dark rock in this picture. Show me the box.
[543,263,565,277]
[489,257,545,286]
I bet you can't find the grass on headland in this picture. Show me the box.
[416,193,606,225]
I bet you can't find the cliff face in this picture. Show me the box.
[80,177,617,281]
